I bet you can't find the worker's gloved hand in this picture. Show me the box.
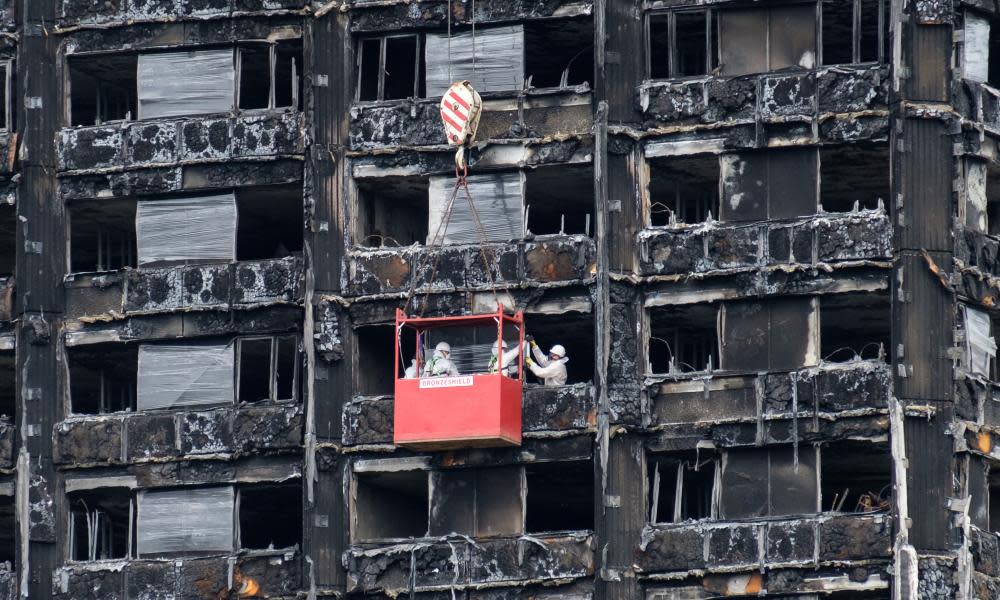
[526,357,535,367]
[524,334,534,344]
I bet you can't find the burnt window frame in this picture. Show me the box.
[647,449,720,524]
[65,40,304,128]
[819,0,887,66]
[645,8,718,80]
[235,334,301,404]
[0,60,12,133]
[67,487,134,563]
[355,33,424,103]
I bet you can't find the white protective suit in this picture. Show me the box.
[488,341,524,377]
[423,345,460,377]
[404,359,419,379]
[528,342,568,386]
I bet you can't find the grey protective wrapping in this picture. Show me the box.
[137,342,235,410]
[425,25,524,94]
[137,486,234,555]
[965,15,990,83]
[965,305,996,377]
[135,193,237,266]
[138,49,235,119]
[427,172,524,244]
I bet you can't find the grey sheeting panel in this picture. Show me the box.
[428,171,524,244]
[137,342,235,410]
[137,486,234,555]
[135,193,237,266]
[965,305,996,377]
[965,15,990,83]
[425,25,524,94]
[138,49,235,119]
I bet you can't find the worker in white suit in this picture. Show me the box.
[488,339,523,377]
[423,341,460,377]
[524,335,568,386]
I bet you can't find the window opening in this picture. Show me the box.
[357,35,423,102]
[648,450,717,523]
[235,185,304,261]
[719,447,818,519]
[820,292,891,362]
[820,442,891,513]
[0,354,11,419]
[429,467,523,537]
[719,6,816,77]
[68,344,138,415]
[524,165,595,236]
[68,199,137,273]
[648,304,719,374]
[647,10,717,79]
[820,145,889,212]
[68,53,138,126]
[0,496,13,565]
[238,44,271,110]
[354,470,428,541]
[525,461,594,532]
[524,18,593,88]
[68,488,130,562]
[237,335,300,403]
[238,483,302,550]
[0,204,13,278]
[522,312,594,384]
[648,154,720,226]
[354,176,429,247]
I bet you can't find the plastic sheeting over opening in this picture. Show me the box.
[135,193,237,266]
[137,486,234,556]
[137,342,235,410]
[965,15,990,83]
[427,172,524,244]
[138,49,235,119]
[965,305,996,377]
[425,25,525,94]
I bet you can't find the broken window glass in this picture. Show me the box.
[353,469,429,541]
[68,53,138,126]
[137,49,235,120]
[425,25,525,95]
[137,486,234,556]
[427,171,524,244]
[136,341,234,410]
[648,451,716,523]
[238,483,302,550]
[69,343,138,415]
[964,305,996,377]
[236,335,299,403]
[356,34,423,102]
[648,154,720,226]
[69,488,130,561]
[648,303,719,374]
[135,194,237,267]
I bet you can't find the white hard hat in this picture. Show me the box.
[435,341,451,353]
[549,344,566,358]
[491,340,508,352]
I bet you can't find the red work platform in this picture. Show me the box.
[393,306,524,450]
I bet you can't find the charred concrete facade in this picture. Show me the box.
[0,0,989,599]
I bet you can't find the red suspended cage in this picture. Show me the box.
[393,304,524,450]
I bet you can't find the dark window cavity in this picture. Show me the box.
[648,450,716,523]
[0,203,13,278]
[236,335,300,403]
[820,145,890,212]
[822,0,885,65]
[68,53,138,126]
[354,176,429,247]
[354,470,429,541]
[524,18,593,88]
[68,344,138,415]
[235,185,304,261]
[354,324,397,396]
[648,154,720,226]
[648,10,718,79]
[0,354,12,419]
[68,199,137,274]
[648,303,719,374]
[820,442,891,513]
[356,35,424,102]
[525,164,595,237]
[523,312,595,384]
[69,488,130,561]
[525,461,594,533]
[238,483,302,550]
[820,292,891,362]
